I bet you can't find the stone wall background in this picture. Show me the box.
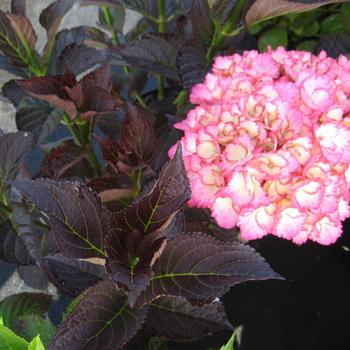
[0,0,139,301]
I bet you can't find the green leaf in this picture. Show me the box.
[137,233,282,306]
[0,322,28,350]
[340,3,350,33]
[49,279,148,350]
[13,315,55,347]
[10,179,109,258]
[27,336,45,350]
[246,0,346,26]
[320,14,344,35]
[149,296,232,341]
[220,333,235,350]
[296,39,317,51]
[258,26,288,51]
[0,293,52,331]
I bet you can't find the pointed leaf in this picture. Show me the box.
[176,38,207,90]
[105,226,167,305]
[49,279,148,350]
[0,131,33,186]
[149,296,232,341]
[0,10,35,67]
[7,14,37,51]
[246,0,344,25]
[137,233,282,305]
[28,336,45,350]
[15,73,77,117]
[0,293,52,331]
[117,34,183,80]
[220,333,235,350]
[0,323,28,350]
[120,103,155,162]
[10,179,109,258]
[191,0,215,47]
[42,254,106,296]
[112,144,190,233]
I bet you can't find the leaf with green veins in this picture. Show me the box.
[0,293,52,331]
[10,179,109,259]
[258,26,288,51]
[0,10,36,68]
[0,322,28,350]
[49,279,148,350]
[137,233,282,306]
[27,336,45,350]
[112,144,190,234]
[148,296,232,341]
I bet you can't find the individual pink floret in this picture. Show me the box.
[170,47,350,245]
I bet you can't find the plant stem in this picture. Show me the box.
[156,0,166,101]
[62,113,82,147]
[86,143,101,176]
[206,0,245,64]
[173,90,188,112]
[0,201,11,215]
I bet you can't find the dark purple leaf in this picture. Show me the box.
[49,26,110,75]
[11,0,26,16]
[120,103,155,162]
[8,13,37,49]
[17,265,49,290]
[39,0,76,42]
[316,33,350,57]
[117,33,184,80]
[137,233,282,305]
[56,45,110,77]
[112,144,190,233]
[10,179,109,259]
[16,72,77,117]
[42,254,106,296]
[16,97,63,144]
[212,0,240,24]
[0,219,32,265]
[105,225,167,305]
[0,10,36,67]
[191,0,214,46]
[0,130,34,183]
[49,279,148,350]
[40,140,93,179]
[176,38,207,90]
[149,296,232,341]
[0,292,52,330]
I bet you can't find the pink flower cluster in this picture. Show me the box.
[171,47,350,245]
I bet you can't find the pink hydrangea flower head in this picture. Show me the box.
[170,47,350,245]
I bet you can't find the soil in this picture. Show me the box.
[170,220,350,350]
